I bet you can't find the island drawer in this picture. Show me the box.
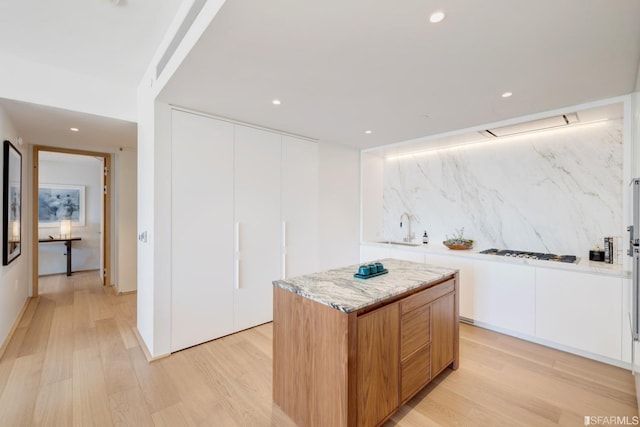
[400,344,431,402]
[401,304,430,359]
[401,278,455,314]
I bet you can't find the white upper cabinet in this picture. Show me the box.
[233,125,282,332]
[281,136,319,278]
[170,110,235,352]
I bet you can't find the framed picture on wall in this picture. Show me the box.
[3,140,22,265]
[38,184,86,227]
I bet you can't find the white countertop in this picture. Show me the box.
[272,258,458,313]
[362,241,629,278]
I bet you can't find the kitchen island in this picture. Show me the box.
[272,258,459,427]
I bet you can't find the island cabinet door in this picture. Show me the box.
[431,292,456,376]
[357,302,399,427]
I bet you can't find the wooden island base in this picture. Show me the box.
[273,273,459,427]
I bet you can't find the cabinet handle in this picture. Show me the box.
[281,221,287,279]
[235,222,241,289]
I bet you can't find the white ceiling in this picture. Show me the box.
[0,98,137,150]
[159,0,640,149]
[0,0,183,150]
[1,1,639,152]
[0,0,183,89]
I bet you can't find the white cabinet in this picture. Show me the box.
[622,278,631,363]
[171,110,235,352]
[535,269,622,360]
[282,136,318,277]
[170,110,319,351]
[474,261,535,336]
[360,244,391,263]
[233,126,282,331]
[425,254,475,321]
[389,247,425,263]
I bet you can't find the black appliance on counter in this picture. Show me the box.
[480,248,578,264]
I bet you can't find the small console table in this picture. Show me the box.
[38,237,82,276]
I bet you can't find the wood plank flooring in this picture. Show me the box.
[0,271,636,426]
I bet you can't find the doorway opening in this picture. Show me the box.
[32,146,112,296]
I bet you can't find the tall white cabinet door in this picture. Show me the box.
[171,111,235,352]
[234,126,282,331]
[281,136,318,278]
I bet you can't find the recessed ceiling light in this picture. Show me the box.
[365,130,372,134]
[272,99,281,105]
[501,92,513,98]
[429,11,445,23]
[70,127,79,132]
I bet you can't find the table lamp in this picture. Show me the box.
[60,219,72,239]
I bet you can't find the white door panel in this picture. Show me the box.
[234,125,281,331]
[171,111,235,351]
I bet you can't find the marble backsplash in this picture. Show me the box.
[383,119,623,258]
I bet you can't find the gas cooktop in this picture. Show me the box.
[479,248,579,264]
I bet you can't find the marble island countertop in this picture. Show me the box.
[362,241,630,278]
[272,258,457,313]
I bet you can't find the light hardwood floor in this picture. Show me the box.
[0,271,636,426]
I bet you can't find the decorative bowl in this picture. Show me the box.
[443,241,473,250]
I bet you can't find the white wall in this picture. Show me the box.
[115,149,137,293]
[0,104,30,352]
[318,141,361,271]
[38,157,102,275]
[136,88,173,357]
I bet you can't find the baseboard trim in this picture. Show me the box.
[471,320,632,370]
[0,297,32,360]
[133,327,170,363]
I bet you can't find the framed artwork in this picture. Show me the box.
[3,140,21,265]
[38,184,85,227]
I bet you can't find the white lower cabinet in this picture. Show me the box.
[360,244,391,263]
[474,261,536,336]
[389,247,425,263]
[535,268,622,360]
[425,254,475,321]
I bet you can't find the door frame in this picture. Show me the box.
[32,145,112,295]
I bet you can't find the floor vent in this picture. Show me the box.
[459,316,475,325]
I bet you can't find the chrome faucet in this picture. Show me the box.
[400,212,414,242]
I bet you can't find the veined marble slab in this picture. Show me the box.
[272,258,457,313]
[383,119,623,258]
